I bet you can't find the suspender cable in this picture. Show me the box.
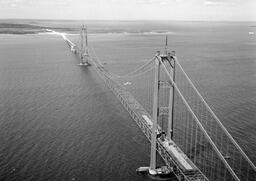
[158,56,240,181]
[174,57,256,172]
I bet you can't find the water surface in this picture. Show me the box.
[0,21,255,181]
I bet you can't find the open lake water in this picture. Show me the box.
[0,21,255,181]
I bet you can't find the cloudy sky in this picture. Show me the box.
[0,0,255,21]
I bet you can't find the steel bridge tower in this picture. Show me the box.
[80,25,90,66]
[138,36,178,178]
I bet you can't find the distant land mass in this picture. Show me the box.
[1,19,255,35]
[0,23,47,34]
[0,20,74,34]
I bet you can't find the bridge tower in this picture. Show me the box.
[150,51,176,172]
[138,37,177,178]
[164,35,176,140]
[79,25,90,66]
[149,50,160,174]
[167,50,176,140]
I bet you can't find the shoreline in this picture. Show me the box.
[0,23,74,35]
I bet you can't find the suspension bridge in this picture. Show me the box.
[55,26,255,181]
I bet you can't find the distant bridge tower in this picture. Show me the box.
[80,25,90,66]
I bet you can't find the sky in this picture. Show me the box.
[0,0,255,21]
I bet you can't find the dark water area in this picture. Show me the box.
[0,21,255,181]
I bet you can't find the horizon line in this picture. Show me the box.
[0,18,256,23]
